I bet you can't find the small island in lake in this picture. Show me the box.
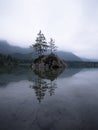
[33,53,66,70]
[32,30,67,71]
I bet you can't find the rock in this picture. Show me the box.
[33,68,65,81]
[32,54,67,71]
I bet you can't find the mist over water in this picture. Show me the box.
[0,68,98,130]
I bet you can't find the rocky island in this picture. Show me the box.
[32,30,67,71]
[33,53,67,71]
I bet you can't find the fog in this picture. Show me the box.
[0,0,98,59]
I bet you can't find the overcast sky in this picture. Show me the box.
[0,0,98,58]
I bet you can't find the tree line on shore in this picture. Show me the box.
[0,52,98,68]
[0,53,32,66]
[0,30,98,68]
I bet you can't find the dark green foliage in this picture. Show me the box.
[0,53,32,66]
[44,54,58,63]
[0,53,17,66]
[32,31,49,57]
[33,55,44,64]
[66,61,98,68]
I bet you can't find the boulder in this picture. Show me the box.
[32,54,67,71]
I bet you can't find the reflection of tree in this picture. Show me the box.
[32,77,48,103]
[48,81,57,96]
[30,76,57,103]
[30,69,65,103]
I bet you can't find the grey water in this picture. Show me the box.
[0,67,98,130]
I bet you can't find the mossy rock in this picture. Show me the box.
[33,54,67,70]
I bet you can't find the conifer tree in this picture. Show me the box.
[32,30,48,57]
[49,38,57,54]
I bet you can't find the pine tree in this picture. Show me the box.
[49,38,57,54]
[32,30,49,57]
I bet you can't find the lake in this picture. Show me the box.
[0,67,98,130]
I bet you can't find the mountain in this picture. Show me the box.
[0,40,32,54]
[0,40,33,60]
[56,51,82,61]
[0,40,82,61]
[82,57,98,62]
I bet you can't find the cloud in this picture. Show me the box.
[0,0,98,58]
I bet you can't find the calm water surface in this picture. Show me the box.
[0,68,98,130]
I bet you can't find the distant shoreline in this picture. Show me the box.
[0,61,98,68]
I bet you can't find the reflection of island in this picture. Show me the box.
[30,69,64,103]
[31,77,48,102]
[30,76,57,103]
[33,68,64,81]
[30,68,83,102]
[0,67,82,87]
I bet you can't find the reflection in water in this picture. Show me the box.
[0,66,33,86]
[59,68,82,78]
[30,77,57,102]
[29,68,82,102]
[48,81,57,96]
[0,67,81,86]
[0,68,98,130]
[33,68,64,81]
[30,69,63,102]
